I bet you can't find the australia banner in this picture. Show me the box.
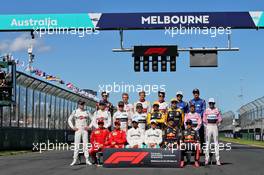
[0,11,263,31]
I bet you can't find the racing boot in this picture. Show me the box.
[86,158,92,165]
[194,161,200,168]
[70,159,78,166]
[90,155,97,164]
[180,161,185,168]
[216,160,221,166]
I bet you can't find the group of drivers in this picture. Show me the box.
[68,89,222,168]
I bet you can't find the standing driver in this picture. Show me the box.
[203,98,222,166]
[68,100,92,166]
[190,88,206,149]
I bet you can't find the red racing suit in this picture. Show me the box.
[106,129,127,148]
[89,128,110,156]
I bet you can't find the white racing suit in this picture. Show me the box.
[154,100,169,114]
[134,100,151,114]
[68,108,91,160]
[124,103,134,127]
[203,108,222,162]
[113,110,129,131]
[132,112,147,131]
[89,109,112,129]
[144,128,162,148]
[126,127,145,148]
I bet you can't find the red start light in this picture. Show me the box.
[144,48,167,55]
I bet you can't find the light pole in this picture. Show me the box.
[27,45,34,73]
[238,78,244,106]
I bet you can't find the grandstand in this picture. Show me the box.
[219,111,241,138]
[0,70,97,150]
[238,96,264,141]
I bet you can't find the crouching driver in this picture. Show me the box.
[163,117,182,149]
[144,120,162,148]
[106,120,127,148]
[180,119,200,168]
[89,119,109,165]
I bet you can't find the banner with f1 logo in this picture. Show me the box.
[133,45,178,57]
[103,148,181,168]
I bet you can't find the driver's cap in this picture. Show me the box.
[97,119,104,124]
[185,119,192,125]
[176,91,183,96]
[193,88,200,94]
[114,120,121,125]
[132,118,139,123]
[208,98,215,103]
[150,119,157,124]
[153,101,160,107]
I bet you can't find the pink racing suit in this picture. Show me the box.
[184,112,202,131]
[203,108,222,162]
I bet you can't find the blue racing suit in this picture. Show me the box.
[189,98,206,117]
[176,101,189,114]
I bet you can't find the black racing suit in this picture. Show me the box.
[163,126,181,149]
[167,108,184,129]
[181,128,200,161]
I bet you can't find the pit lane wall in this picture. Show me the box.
[0,71,97,150]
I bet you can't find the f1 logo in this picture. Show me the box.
[144,48,167,55]
[104,152,149,164]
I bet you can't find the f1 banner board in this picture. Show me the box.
[133,45,178,56]
[0,12,264,31]
[103,148,181,168]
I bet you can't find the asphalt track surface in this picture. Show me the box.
[0,143,263,175]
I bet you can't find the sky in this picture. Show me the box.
[0,0,264,115]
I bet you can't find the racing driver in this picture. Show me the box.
[89,119,110,165]
[167,98,185,129]
[106,120,127,148]
[144,120,163,148]
[147,102,167,129]
[89,101,112,130]
[184,103,202,132]
[176,91,189,114]
[181,119,200,168]
[132,103,147,131]
[68,100,92,166]
[203,98,222,166]
[134,91,151,114]
[154,91,169,114]
[126,118,145,148]
[113,101,129,131]
[163,117,182,149]
[96,91,114,116]
[190,88,206,148]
